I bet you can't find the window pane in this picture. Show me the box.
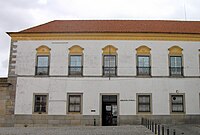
[103,55,117,76]
[74,105,80,112]
[138,56,150,67]
[170,56,183,76]
[75,96,81,103]
[104,55,116,67]
[69,95,81,112]
[34,95,47,113]
[139,96,150,103]
[170,56,182,67]
[171,95,184,112]
[36,67,48,75]
[70,96,76,103]
[172,96,183,103]
[70,56,82,66]
[139,105,150,112]
[36,56,49,75]
[37,56,49,67]
[138,95,151,112]
[41,107,46,112]
[69,56,82,75]
[137,56,150,75]
[172,105,183,112]
[69,105,74,112]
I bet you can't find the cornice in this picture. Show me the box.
[8,33,200,41]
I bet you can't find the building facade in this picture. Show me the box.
[7,20,200,126]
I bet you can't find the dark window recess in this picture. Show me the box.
[138,95,151,112]
[169,56,183,76]
[36,56,49,75]
[103,55,117,76]
[137,56,151,76]
[68,95,81,112]
[34,95,47,113]
[69,55,83,76]
[171,95,184,112]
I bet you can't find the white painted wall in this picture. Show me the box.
[15,77,200,115]
[14,40,200,115]
[15,40,200,76]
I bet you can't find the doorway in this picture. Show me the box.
[102,95,118,126]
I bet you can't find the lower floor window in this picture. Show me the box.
[68,94,82,113]
[137,94,151,112]
[171,95,184,112]
[34,95,48,113]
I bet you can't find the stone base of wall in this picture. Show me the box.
[14,114,200,127]
[0,77,16,127]
[119,115,200,125]
[14,115,100,127]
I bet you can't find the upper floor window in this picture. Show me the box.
[136,46,151,76]
[69,55,83,75]
[68,45,84,76]
[169,56,183,76]
[35,45,51,75]
[103,55,117,76]
[102,45,118,76]
[34,94,48,114]
[36,56,49,75]
[168,46,183,76]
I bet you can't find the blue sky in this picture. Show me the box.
[0,0,200,77]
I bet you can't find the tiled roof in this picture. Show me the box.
[19,20,200,34]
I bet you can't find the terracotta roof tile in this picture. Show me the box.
[18,20,200,34]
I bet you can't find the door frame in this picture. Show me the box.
[100,93,120,126]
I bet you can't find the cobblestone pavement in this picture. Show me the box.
[165,124,200,135]
[0,125,154,135]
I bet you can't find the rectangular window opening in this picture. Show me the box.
[169,56,183,76]
[171,95,184,112]
[36,56,49,75]
[69,55,83,76]
[103,55,117,76]
[68,94,82,113]
[137,95,151,113]
[137,56,151,76]
[34,95,48,113]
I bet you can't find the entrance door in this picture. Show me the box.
[102,95,117,126]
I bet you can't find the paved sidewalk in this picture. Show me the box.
[165,124,200,135]
[0,125,153,135]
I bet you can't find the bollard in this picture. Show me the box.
[162,125,164,135]
[145,119,148,128]
[141,118,144,125]
[173,129,176,135]
[150,120,151,130]
[152,122,154,132]
[167,128,169,135]
[147,120,149,129]
[158,124,160,135]
[94,118,96,126]
[155,123,157,134]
